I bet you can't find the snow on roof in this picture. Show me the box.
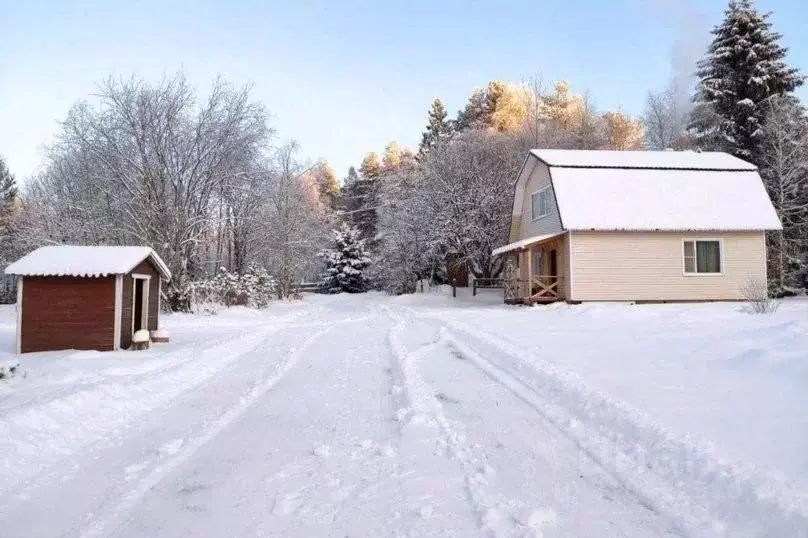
[492,232,566,256]
[5,246,172,280]
[551,167,782,231]
[531,149,757,171]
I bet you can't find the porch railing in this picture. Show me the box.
[472,278,504,296]
[504,275,563,303]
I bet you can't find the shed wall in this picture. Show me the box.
[21,276,115,352]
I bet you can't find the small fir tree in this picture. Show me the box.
[319,224,371,293]
[419,99,454,155]
[689,0,804,161]
[0,156,17,202]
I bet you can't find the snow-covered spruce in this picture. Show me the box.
[318,223,371,293]
[690,0,804,160]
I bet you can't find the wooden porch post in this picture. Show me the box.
[526,248,532,301]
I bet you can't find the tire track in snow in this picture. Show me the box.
[382,305,521,536]
[419,311,808,538]
[437,325,687,537]
[77,316,358,538]
[0,326,276,501]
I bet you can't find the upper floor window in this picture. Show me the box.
[683,240,722,274]
[531,188,551,221]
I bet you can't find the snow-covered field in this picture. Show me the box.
[1,291,807,537]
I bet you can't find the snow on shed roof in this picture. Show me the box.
[5,246,172,280]
[530,149,757,171]
[551,167,782,231]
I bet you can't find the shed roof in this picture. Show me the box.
[5,246,172,280]
[530,149,756,171]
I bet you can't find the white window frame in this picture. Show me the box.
[682,238,725,276]
[531,186,551,221]
[131,274,151,335]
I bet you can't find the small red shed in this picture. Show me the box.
[5,246,172,353]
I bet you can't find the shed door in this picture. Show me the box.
[133,279,144,332]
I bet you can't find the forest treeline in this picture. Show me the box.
[0,0,804,307]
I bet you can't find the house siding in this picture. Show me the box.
[516,162,563,240]
[568,231,766,301]
[21,276,116,352]
[120,259,160,349]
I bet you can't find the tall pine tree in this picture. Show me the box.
[455,88,491,132]
[690,0,804,161]
[0,156,17,203]
[319,223,371,293]
[340,162,380,243]
[0,156,18,272]
[419,99,454,156]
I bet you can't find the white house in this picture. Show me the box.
[493,149,782,303]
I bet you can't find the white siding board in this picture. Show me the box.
[569,231,767,301]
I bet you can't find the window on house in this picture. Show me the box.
[683,240,722,274]
[531,188,550,220]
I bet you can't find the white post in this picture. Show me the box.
[113,275,123,350]
[15,276,22,354]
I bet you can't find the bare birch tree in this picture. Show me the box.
[257,143,331,298]
[29,73,270,308]
[758,96,808,292]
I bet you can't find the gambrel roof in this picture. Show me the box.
[529,149,756,171]
[512,150,782,233]
[5,246,172,280]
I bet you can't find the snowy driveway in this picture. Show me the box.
[0,294,806,537]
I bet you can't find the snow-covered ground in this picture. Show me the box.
[0,291,807,537]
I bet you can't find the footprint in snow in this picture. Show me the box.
[272,493,301,516]
[313,444,331,458]
[527,508,558,535]
[159,438,185,456]
[124,461,150,479]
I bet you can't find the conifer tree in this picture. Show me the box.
[0,156,18,243]
[690,0,804,161]
[311,162,339,209]
[383,141,402,171]
[340,163,379,243]
[319,223,371,293]
[455,88,491,132]
[0,156,17,203]
[419,99,454,155]
[359,152,382,179]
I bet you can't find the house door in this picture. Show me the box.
[133,279,145,332]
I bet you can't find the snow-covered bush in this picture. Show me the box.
[187,267,276,312]
[319,224,371,293]
[741,277,780,314]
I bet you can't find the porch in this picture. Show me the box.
[493,232,568,305]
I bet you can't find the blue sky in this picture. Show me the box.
[1,0,806,182]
